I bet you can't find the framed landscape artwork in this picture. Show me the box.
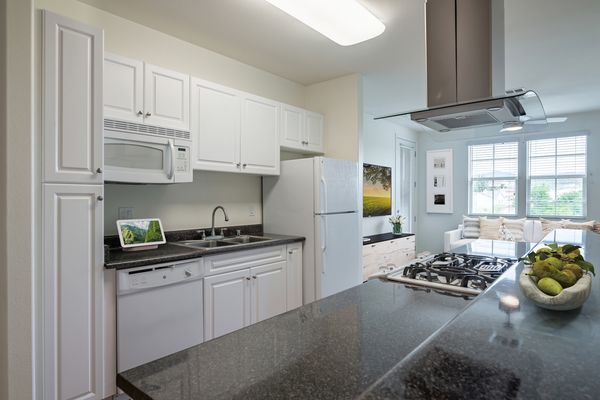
[363,163,392,217]
[426,149,453,213]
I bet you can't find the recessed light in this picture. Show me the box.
[500,122,524,133]
[263,0,385,46]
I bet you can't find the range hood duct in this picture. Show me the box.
[376,0,547,132]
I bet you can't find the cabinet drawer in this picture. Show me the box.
[204,245,286,276]
[363,242,380,256]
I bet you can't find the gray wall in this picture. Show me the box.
[415,110,600,253]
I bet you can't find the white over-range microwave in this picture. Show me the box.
[104,119,193,184]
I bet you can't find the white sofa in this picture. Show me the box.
[444,220,544,252]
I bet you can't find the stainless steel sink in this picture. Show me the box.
[176,240,235,249]
[221,235,272,244]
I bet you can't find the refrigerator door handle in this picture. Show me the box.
[320,176,328,214]
[320,215,327,254]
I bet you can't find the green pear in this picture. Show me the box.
[537,277,563,296]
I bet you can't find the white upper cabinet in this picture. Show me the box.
[240,94,280,176]
[44,11,103,184]
[305,111,324,153]
[144,64,190,131]
[280,105,324,154]
[191,79,240,173]
[104,53,143,124]
[103,55,190,131]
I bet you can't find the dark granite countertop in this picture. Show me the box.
[105,233,304,270]
[363,229,600,399]
[363,232,415,245]
[117,279,471,399]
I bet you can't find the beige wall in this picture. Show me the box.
[0,0,7,397]
[3,0,34,398]
[105,172,263,235]
[305,74,362,161]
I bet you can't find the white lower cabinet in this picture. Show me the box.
[203,244,301,341]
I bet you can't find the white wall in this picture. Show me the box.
[362,115,418,236]
[305,74,362,161]
[415,110,600,253]
[3,0,34,398]
[105,172,262,235]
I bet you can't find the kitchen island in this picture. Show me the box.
[118,229,599,399]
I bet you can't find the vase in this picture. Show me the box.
[392,223,403,235]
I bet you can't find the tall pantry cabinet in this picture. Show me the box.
[42,11,105,400]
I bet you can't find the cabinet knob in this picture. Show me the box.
[137,110,143,116]
[252,276,257,279]
[288,250,294,254]
[242,163,247,168]
[246,277,251,281]
[96,167,103,174]
[236,163,241,168]
[145,112,152,117]
[97,195,104,201]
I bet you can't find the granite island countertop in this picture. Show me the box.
[104,233,305,270]
[117,229,600,399]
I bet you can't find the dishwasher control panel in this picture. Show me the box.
[117,260,203,294]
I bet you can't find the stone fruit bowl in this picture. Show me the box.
[519,267,592,311]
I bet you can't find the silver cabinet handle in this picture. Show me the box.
[137,110,143,116]
[97,195,104,201]
[145,112,152,117]
[246,277,251,281]
[96,167,103,174]
[252,276,257,279]
[242,163,247,168]
[236,163,241,168]
[288,250,293,254]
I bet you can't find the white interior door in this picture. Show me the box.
[204,269,250,340]
[240,94,280,175]
[144,63,190,131]
[191,79,241,172]
[43,11,103,184]
[250,261,287,323]
[395,139,416,232]
[43,183,103,400]
[315,158,359,214]
[104,53,144,123]
[315,213,361,299]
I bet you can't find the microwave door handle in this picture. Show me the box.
[167,139,175,180]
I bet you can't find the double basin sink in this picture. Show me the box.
[175,235,273,250]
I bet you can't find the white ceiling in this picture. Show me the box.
[79,0,600,119]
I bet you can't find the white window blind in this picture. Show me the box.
[527,135,587,217]
[469,142,518,215]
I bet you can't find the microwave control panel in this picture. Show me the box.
[175,146,190,173]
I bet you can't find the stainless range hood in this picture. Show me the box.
[377,0,547,132]
[377,89,547,132]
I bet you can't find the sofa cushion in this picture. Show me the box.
[502,218,526,241]
[462,216,481,239]
[479,218,503,240]
[540,218,564,235]
[562,219,595,231]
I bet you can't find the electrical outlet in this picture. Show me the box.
[118,207,134,219]
[249,206,256,217]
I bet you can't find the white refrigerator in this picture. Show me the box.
[263,157,361,304]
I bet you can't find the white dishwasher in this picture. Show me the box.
[117,259,204,372]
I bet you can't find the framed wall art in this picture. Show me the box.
[363,163,392,217]
[426,149,453,213]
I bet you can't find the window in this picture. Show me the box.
[527,135,587,217]
[469,142,518,215]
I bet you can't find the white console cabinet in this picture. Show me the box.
[362,235,416,281]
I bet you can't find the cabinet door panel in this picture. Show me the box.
[204,269,250,340]
[104,53,144,123]
[305,111,324,153]
[280,104,304,150]
[43,11,103,184]
[240,95,280,175]
[43,184,103,400]
[144,64,190,131]
[286,243,303,310]
[191,79,240,172]
[250,261,287,324]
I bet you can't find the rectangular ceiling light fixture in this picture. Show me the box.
[263,0,385,46]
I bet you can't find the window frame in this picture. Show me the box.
[526,135,588,219]
[468,141,519,217]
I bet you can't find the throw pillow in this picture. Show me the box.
[462,216,481,239]
[502,218,526,241]
[479,218,503,240]
[540,218,564,235]
[562,219,595,231]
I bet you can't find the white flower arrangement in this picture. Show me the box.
[389,215,406,225]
